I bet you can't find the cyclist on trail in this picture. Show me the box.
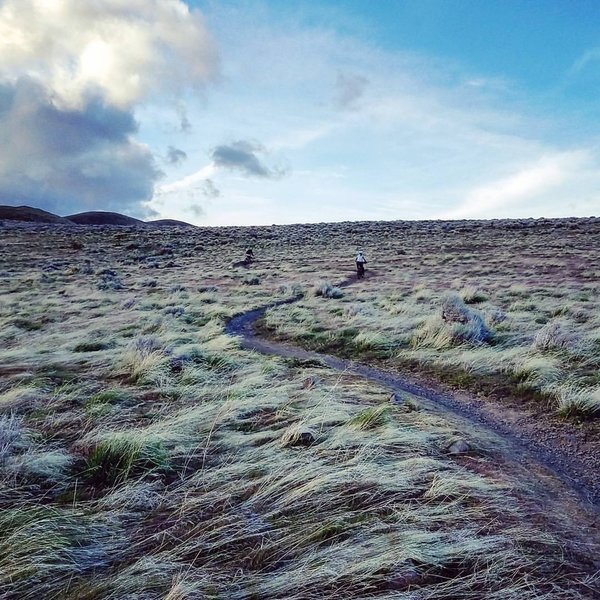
[244,248,254,265]
[355,250,367,279]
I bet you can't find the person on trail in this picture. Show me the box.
[355,250,367,279]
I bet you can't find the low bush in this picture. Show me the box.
[314,281,344,299]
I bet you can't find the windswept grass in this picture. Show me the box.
[0,218,599,598]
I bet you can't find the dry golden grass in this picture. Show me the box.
[0,218,599,598]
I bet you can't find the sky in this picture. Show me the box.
[1,0,600,225]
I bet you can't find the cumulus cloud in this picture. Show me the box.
[0,78,161,217]
[167,146,187,165]
[211,140,288,179]
[335,72,368,109]
[0,0,218,109]
[0,0,218,216]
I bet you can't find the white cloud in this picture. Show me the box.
[0,0,218,109]
[0,0,219,216]
[440,150,592,219]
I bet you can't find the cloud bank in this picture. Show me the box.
[0,0,218,216]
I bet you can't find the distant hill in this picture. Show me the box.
[1,205,196,228]
[0,205,72,224]
[149,218,197,228]
[66,211,144,226]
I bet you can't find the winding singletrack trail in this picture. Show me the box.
[225,279,600,551]
[226,278,600,506]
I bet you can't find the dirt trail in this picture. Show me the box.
[226,280,600,513]
[226,289,600,571]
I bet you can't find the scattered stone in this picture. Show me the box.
[446,438,471,454]
[388,562,420,590]
[389,392,404,405]
[280,426,316,448]
[170,357,186,373]
[441,295,470,324]
[121,297,137,309]
[441,294,491,344]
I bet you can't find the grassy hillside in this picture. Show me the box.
[1,218,599,598]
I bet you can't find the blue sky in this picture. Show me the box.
[1,0,600,224]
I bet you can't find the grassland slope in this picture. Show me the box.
[0,218,599,598]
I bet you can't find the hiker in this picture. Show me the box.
[355,250,367,279]
[244,248,254,265]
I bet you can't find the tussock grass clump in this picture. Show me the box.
[243,274,261,285]
[347,405,391,430]
[97,269,124,291]
[512,355,562,389]
[85,389,131,418]
[314,281,344,299]
[352,330,393,351]
[556,385,600,418]
[12,317,44,331]
[163,304,185,317]
[88,389,130,406]
[74,340,113,352]
[84,433,169,484]
[0,386,45,412]
[278,282,304,296]
[532,319,576,352]
[413,284,434,302]
[486,306,508,326]
[459,285,489,304]
[120,335,169,384]
[412,313,491,349]
[98,480,164,512]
